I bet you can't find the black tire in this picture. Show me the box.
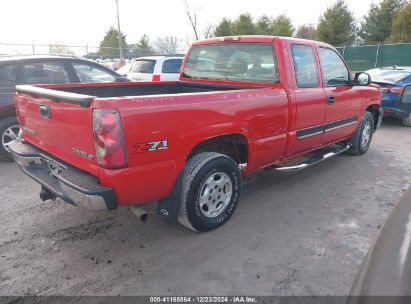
[346,111,375,155]
[178,152,242,232]
[0,117,20,162]
[402,114,411,127]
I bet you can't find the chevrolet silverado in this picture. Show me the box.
[10,36,382,232]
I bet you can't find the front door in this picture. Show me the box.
[318,47,362,145]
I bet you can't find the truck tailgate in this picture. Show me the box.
[14,86,99,176]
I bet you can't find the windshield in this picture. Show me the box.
[368,69,411,85]
[131,60,156,74]
[182,43,279,83]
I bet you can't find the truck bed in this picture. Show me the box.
[51,81,260,98]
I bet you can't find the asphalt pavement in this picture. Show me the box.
[0,119,410,296]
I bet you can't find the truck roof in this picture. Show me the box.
[192,35,333,49]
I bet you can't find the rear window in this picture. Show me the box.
[0,63,18,85]
[131,60,156,74]
[182,43,279,83]
[162,59,183,74]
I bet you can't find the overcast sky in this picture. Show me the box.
[1,0,377,53]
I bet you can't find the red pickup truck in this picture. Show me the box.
[10,36,382,232]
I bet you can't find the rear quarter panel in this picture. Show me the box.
[94,87,288,205]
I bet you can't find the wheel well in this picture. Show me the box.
[188,134,248,164]
[366,105,380,130]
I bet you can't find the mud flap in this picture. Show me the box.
[157,173,183,221]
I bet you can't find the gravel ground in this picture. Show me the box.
[0,119,410,296]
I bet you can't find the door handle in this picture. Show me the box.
[327,96,335,105]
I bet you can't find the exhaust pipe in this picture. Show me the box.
[129,206,148,222]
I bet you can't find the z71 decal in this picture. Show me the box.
[132,140,169,154]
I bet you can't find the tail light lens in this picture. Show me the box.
[152,74,161,81]
[93,109,128,170]
[381,86,404,94]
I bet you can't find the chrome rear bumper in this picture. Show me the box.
[9,142,117,211]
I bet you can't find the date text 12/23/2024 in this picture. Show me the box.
[150,297,257,303]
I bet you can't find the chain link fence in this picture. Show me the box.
[336,43,411,72]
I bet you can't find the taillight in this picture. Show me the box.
[93,109,128,170]
[152,74,161,81]
[381,86,404,94]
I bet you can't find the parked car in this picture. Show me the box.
[367,66,411,126]
[349,187,411,298]
[116,63,133,78]
[10,36,381,232]
[128,56,184,82]
[348,85,410,300]
[0,54,128,161]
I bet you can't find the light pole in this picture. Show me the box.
[115,0,124,63]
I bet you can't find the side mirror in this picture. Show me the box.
[353,72,371,86]
[401,85,411,104]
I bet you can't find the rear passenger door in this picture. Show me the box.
[318,47,362,145]
[20,61,72,85]
[287,43,326,156]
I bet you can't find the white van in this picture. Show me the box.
[128,56,184,82]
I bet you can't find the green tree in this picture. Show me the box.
[256,15,273,34]
[295,24,317,40]
[130,35,154,57]
[214,18,234,37]
[390,2,411,42]
[316,0,356,46]
[232,13,256,35]
[271,14,295,36]
[136,35,151,50]
[360,0,406,43]
[99,27,127,58]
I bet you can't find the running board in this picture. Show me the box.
[275,144,351,172]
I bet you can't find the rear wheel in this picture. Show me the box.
[0,117,20,161]
[402,114,411,127]
[178,152,241,232]
[346,111,375,155]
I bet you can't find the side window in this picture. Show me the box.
[319,48,350,86]
[72,63,116,83]
[22,62,70,84]
[291,45,320,88]
[162,59,183,74]
[0,63,18,86]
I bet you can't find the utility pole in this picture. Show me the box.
[115,0,124,64]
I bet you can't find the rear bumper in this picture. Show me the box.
[382,106,410,119]
[9,142,117,211]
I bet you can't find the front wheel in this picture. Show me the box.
[346,111,375,155]
[0,117,20,161]
[178,152,242,232]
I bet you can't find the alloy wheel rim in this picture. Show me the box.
[361,121,372,148]
[2,125,21,152]
[199,172,233,218]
